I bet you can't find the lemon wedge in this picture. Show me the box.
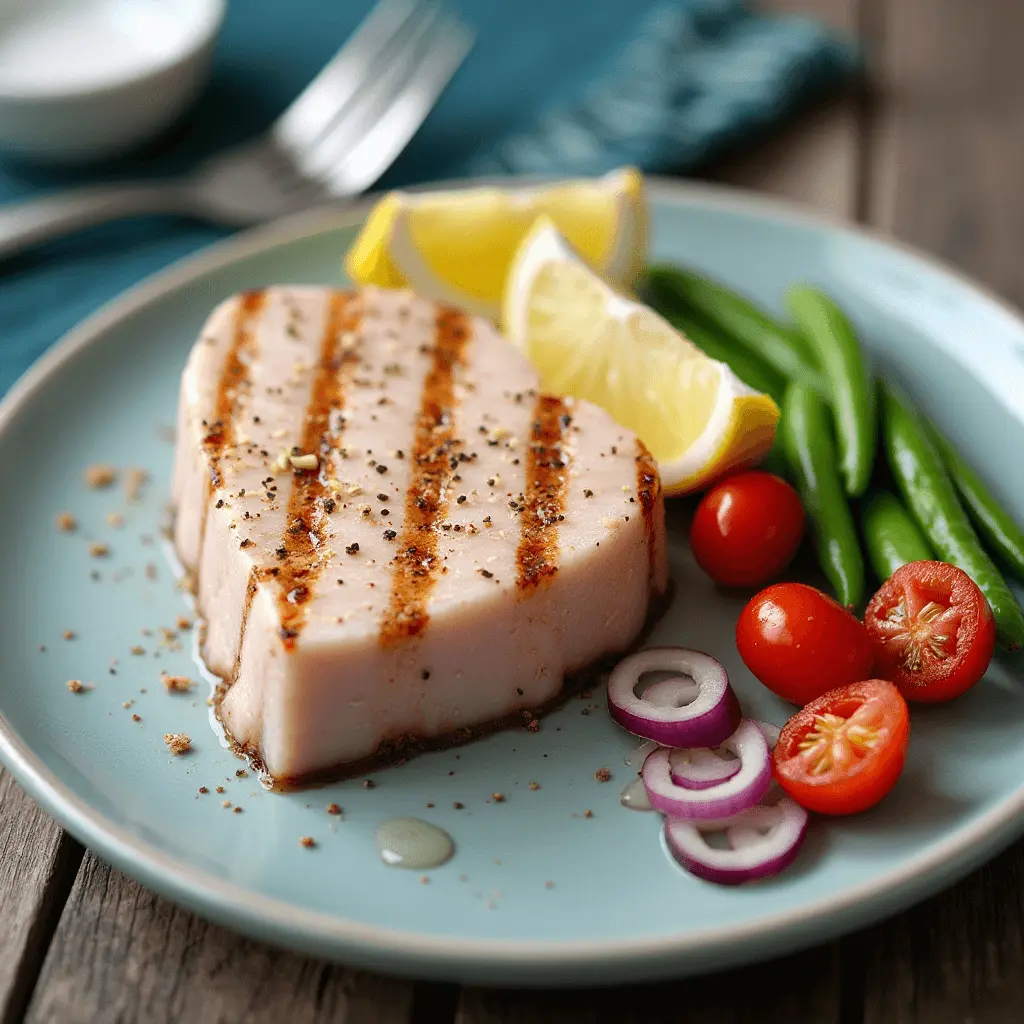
[344,168,646,321]
[503,220,780,494]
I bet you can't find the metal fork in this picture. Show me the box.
[0,0,473,261]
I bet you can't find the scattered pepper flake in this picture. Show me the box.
[130,646,145,656]
[89,543,110,558]
[233,806,243,814]
[529,781,540,791]
[453,801,464,810]
[176,616,193,631]
[222,800,232,809]
[66,679,85,693]
[235,768,248,778]
[131,714,141,722]
[84,464,117,489]
[161,672,194,694]
[163,733,192,755]
[326,803,342,816]
[55,512,77,532]
[595,768,612,783]
[299,836,317,849]
[124,468,149,503]
[492,792,506,803]
[419,875,430,885]
[62,630,76,641]
[216,786,225,794]
[584,809,594,818]
[198,786,208,794]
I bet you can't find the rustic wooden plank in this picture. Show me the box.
[457,942,849,1024]
[706,0,862,218]
[858,1,1024,1017]
[0,771,82,1024]
[25,854,416,1024]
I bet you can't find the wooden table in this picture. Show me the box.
[5,1,1024,1020]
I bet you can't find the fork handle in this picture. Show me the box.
[0,182,195,261]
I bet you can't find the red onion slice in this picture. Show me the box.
[668,747,742,790]
[642,719,770,820]
[664,796,808,885]
[607,648,741,748]
[754,720,781,750]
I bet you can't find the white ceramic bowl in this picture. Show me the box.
[0,0,225,163]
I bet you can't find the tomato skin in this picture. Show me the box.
[736,582,875,705]
[774,679,910,815]
[864,560,996,703]
[690,472,805,588]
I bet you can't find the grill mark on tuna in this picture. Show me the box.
[380,307,470,644]
[516,396,570,591]
[197,289,266,579]
[635,439,661,590]
[272,291,362,652]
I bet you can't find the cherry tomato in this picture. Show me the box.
[736,582,875,705]
[690,472,805,588]
[864,560,996,703]
[774,679,910,815]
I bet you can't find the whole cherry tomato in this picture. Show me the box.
[864,560,995,702]
[736,582,875,705]
[690,471,805,588]
[774,679,910,815]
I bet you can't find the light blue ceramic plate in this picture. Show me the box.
[3,179,1024,987]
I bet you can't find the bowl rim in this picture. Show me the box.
[0,0,226,104]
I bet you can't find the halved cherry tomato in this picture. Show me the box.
[774,679,910,815]
[736,582,875,705]
[690,471,805,587]
[864,560,996,703]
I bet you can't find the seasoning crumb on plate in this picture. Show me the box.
[491,792,506,803]
[216,786,225,794]
[66,679,87,693]
[176,616,193,631]
[130,646,145,656]
[62,630,76,641]
[55,512,77,532]
[161,672,193,693]
[584,809,594,818]
[89,543,110,558]
[233,806,243,814]
[528,781,540,791]
[124,468,149,503]
[163,732,191,755]
[121,700,134,709]
[419,875,430,885]
[362,779,375,789]
[131,714,141,722]
[326,803,342,816]
[198,786,208,794]
[235,768,248,778]
[299,836,316,849]
[106,512,125,529]
[84,464,117,488]
[222,800,232,809]
[595,768,612,782]
[545,881,555,889]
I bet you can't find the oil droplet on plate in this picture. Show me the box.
[620,776,653,811]
[376,817,455,869]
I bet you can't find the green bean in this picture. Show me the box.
[929,427,1024,581]
[644,265,826,394]
[862,491,934,582]
[786,285,876,498]
[880,381,1024,650]
[647,299,786,406]
[780,382,865,607]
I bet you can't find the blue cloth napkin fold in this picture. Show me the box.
[0,0,857,395]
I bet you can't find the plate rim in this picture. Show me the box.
[3,175,1024,984]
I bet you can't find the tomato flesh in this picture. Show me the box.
[690,471,805,588]
[774,679,910,815]
[736,582,875,706]
[864,561,995,703]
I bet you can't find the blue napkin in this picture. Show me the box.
[0,0,857,395]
